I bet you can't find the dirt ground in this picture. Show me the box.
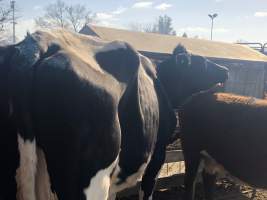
[120,122,267,200]
[120,136,267,200]
[120,179,267,200]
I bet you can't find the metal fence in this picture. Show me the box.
[237,42,267,55]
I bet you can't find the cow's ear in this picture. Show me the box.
[175,53,191,67]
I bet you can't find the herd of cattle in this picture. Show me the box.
[0,29,266,200]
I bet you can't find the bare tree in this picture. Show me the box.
[0,0,14,44]
[127,22,157,34]
[84,11,96,25]
[0,0,11,32]
[143,23,157,33]
[35,0,95,32]
[156,15,176,35]
[47,0,68,28]
[128,15,176,35]
[65,4,95,32]
[128,22,144,32]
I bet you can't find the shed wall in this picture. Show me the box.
[212,59,266,98]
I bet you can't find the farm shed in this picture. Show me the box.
[80,25,267,98]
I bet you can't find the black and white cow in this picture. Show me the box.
[0,30,228,200]
[0,30,176,200]
[180,90,267,200]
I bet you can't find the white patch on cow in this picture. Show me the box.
[148,195,153,200]
[16,134,37,200]
[96,41,127,54]
[84,155,119,200]
[35,147,58,200]
[110,155,152,195]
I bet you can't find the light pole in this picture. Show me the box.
[208,13,218,40]
[10,0,16,44]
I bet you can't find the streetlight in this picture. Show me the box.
[208,13,218,41]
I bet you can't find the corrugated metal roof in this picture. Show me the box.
[79,25,267,62]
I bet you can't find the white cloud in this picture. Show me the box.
[112,7,127,15]
[96,12,114,20]
[254,12,267,17]
[215,0,223,2]
[155,3,172,11]
[132,1,153,9]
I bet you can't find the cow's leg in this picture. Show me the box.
[202,170,216,200]
[183,152,200,200]
[139,145,165,200]
[84,156,119,200]
[16,134,37,200]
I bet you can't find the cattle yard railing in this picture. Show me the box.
[237,42,267,55]
[118,150,185,197]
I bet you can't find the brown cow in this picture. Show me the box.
[180,89,267,200]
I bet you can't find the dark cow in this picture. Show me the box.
[0,30,175,200]
[180,90,267,200]
[139,46,228,200]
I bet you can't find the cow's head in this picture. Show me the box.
[157,44,228,108]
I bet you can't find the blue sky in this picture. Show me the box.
[13,0,267,43]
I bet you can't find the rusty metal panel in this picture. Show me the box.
[211,59,265,98]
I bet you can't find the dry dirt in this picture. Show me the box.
[120,179,267,200]
[120,136,267,200]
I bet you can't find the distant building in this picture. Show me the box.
[80,25,267,98]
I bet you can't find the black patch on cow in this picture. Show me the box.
[0,45,20,200]
[95,42,140,84]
